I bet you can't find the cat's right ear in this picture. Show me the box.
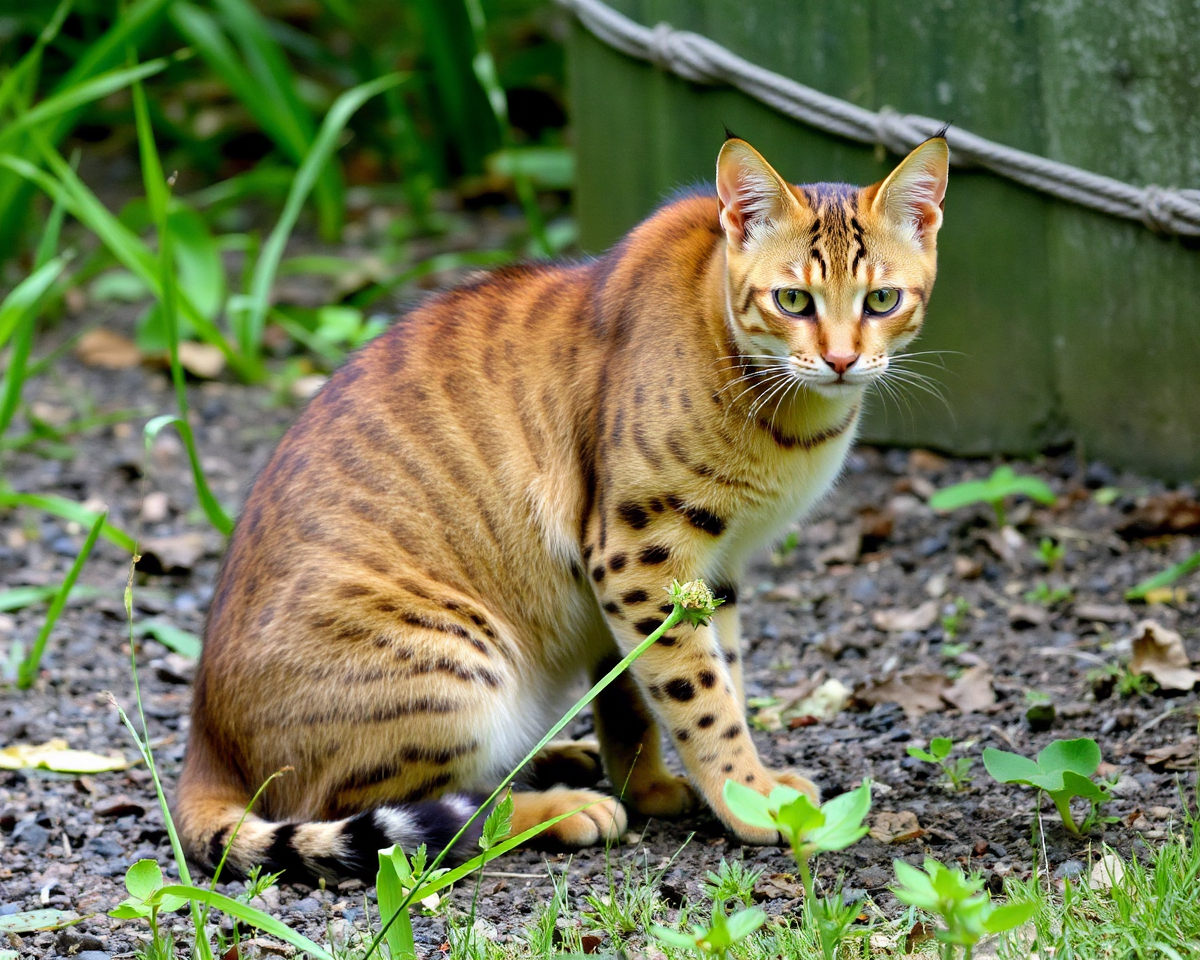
[716,139,798,249]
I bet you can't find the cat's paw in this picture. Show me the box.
[530,739,604,788]
[513,787,627,848]
[628,775,697,818]
[770,769,820,804]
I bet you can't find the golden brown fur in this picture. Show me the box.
[178,137,949,883]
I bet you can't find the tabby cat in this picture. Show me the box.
[178,134,949,883]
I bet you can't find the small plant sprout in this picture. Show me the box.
[722,778,870,932]
[110,860,188,960]
[892,858,1035,960]
[704,858,764,909]
[983,738,1111,834]
[1025,581,1073,607]
[928,465,1055,528]
[907,738,974,792]
[940,596,971,642]
[1037,537,1066,570]
[651,901,768,959]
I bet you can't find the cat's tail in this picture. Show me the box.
[175,738,484,885]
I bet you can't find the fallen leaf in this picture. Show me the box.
[753,873,805,901]
[905,920,936,952]
[787,678,851,724]
[954,555,984,579]
[1129,620,1200,691]
[177,341,226,379]
[869,810,924,844]
[1008,604,1049,628]
[872,600,939,633]
[0,739,128,773]
[1141,739,1198,771]
[136,533,208,574]
[908,449,948,473]
[1090,853,1126,892]
[817,528,861,566]
[75,328,142,369]
[854,670,949,719]
[943,665,996,713]
[978,526,1025,567]
[94,794,147,818]
[1117,492,1200,539]
[1072,602,1132,623]
[0,909,78,934]
[580,933,604,954]
[858,506,894,549]
[291,375,328,400]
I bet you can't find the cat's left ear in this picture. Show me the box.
[716,139,800,249]
[869,137,949,244]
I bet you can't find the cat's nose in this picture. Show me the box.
[823,352,859,375]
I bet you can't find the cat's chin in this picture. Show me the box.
[805,380,867,400]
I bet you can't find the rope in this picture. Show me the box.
[557,0,1200,238]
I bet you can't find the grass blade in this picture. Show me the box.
[0,256,68,349]
[1126,549,1200,601]
[0,585,98,613]
[0,0,72,120]
[239,72,405,358]
[16,511,106,688]
[143,415,233,537]
[158,887,335,960]
[0,491,135,552]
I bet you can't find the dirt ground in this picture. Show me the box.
[1,302,1198,959]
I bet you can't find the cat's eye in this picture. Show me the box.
[864,288,901,315]
[774,288,815,317]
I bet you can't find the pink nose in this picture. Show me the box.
[823,352,859,375]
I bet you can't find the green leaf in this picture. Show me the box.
[1126,548,1200,601]
[108,901,150,920]
[650,925,704,950]
[929,478,995,512]
[930,737,953,760]
[124,858,164,900]
[891,859,939,911]
[983,900,1037,933]
[376,846,417,960]
[160,885,335,960]
[774,793,824,844]
[480,791,513,851]
[722,779,778,831]
[1059,770,1109,802]
[982,748,1043,786]
[0,490,135,552]
[906,746,939,763]
[724,906,768,942]
[810,780,872,851]
[1037,738,1101,778]
[486,146,575,190]
[0,909,77,933]
[0,255,68,350]
[138,620,202,659]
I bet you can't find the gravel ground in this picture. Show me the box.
[2,305,1198,959]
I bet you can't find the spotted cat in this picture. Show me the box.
[177,134,949,883]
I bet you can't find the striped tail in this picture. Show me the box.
[180,793,486,886]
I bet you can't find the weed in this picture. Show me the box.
[1036,537,1065,571]
[906,738,974,792]
[983,738,1112,834]
[928,465,1055,527]
[892,858,1034,960]
[1126,547,1200,602]
[940,596,971,641]
[651,901,767,958]
[1087,661,1157,700]
[703,858,764,909]
[1024,581,1073,607]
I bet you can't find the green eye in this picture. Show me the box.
[865,288,901,315]
[774,288,814,317]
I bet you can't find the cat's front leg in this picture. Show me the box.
[589,541,817,843]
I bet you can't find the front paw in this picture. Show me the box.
[627,774,696,818]
[770,769,820,803]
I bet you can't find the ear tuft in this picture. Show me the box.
[871,137,949,244]
[715,139,795,249]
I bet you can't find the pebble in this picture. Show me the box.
[1054,859,1085,880]
[849,576,878,603]
[916,534,948,558]
[0,903,21,916]
[11,819,49,853]
[87,836,125,858]
[1084,461,1116,489]
[51,536,79,556]
[292,897,321,915]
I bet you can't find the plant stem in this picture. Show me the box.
[992,499,1007,528]
[1051,792,1079,834]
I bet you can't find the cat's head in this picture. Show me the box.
[715,135,949,398]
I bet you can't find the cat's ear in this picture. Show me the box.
[869,137,949,244]
[716,139,799,249]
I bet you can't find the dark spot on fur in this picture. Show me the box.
[722,725,741,739]
[617,501,650,530]
[603,601,620,614]
[648,683,663,701]
[634,618,662,636]
[676,728,690,741]
[723,763,734,773]
[592,565,606,583]
[699,670,716,688]
[698,714,715,728]
[622,589,649,605]
[658,603,674,615]
[744,773,755,783]
[665,678,695,702]
[683,506,725,536]
[639,545,670,565]
[608,553,627,572]
[723,649,738,665]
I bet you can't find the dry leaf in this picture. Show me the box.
[872,600,939,633]
[1117,492,1200,539]
[75,328,142,369]
[943,665,996,713]
[136,533,208,574]
[1129,620,1200,691]
[1141,739,1198,771]
[1072,602,1132,623]
[979,526,1025,566]
[580,933,604,954]
[869,810,924,844]
[855,670,949,719]
[753,873,805,901]
[1008,604,1049,628]
[1090,853,1126,892]
[908,449,948,473]
[177,341,226,379]
[0,739,128,773]
[905,920,936,952]
[788,678,851,723]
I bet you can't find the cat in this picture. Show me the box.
[177,133,949,884]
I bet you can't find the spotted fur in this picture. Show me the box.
[177,137,949,882]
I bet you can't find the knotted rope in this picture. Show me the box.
[558,0,1200,237]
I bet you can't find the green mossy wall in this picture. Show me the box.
[568,0,1200,479]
